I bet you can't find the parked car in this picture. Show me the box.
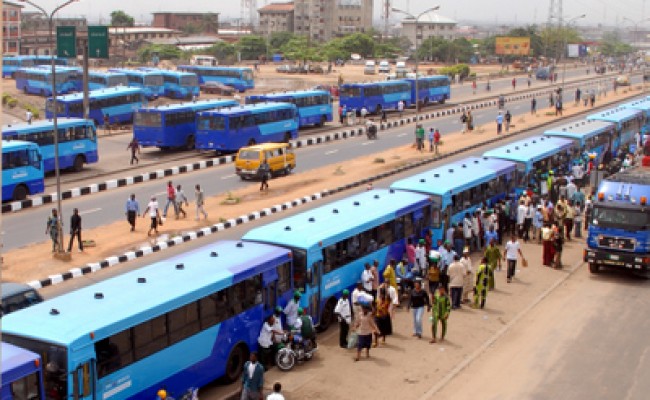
[276,64,294,73]
[200,81,235,95]
[615,74,630,86]
[1,282,43,317]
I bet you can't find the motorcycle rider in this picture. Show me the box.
[366,118,377,139]
[258,314,284,369]
[292,308,317,349]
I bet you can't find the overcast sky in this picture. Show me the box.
[24,0,649,27]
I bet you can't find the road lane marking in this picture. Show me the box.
[221,174,236,180]
[325,149,339,155]
[362,141,374,145]
[79,208,102,215]
[397,133,408,137]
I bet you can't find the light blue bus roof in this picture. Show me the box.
[3,118,93,133]
[482,136,574,165]
[586,107,642,124]
[250,90,330,99]
[16,66,73,74]
[141,68,196,78]
[136,99,238,114]
[1,342,40,381]
[198,102,295,116]
[181,65,252,72]
[390,156,516,197]
[405,75,450,82]
[2,139,38,151]
[544,119,614,140]
[619,97,650,116]
[88,70,126,77]
[243,189,430,250]
[1,241,290,347]
[52,86,144,102]
[110,68,162,76]
[341,80,410,87]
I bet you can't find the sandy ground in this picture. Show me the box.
[2,85,643,285]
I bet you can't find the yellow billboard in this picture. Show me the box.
[495,37,531,56]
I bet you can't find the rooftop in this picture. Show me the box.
[152,11,219,16]
[259,2,294,13]
[401,12,456,25]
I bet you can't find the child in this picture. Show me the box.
[553,230,564,269]
[430,286,451,343]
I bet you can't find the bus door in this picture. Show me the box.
[71,360,96,399]
[262,268,279,312]
[308,257,322,325]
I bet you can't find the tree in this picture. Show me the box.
[110,10,134,27]
[204,41,237,64]
[137,44,180,62]
[339,33,375,58]
[237,35,268,60]
[322,38,349,62]
[269,31,296,53]
[539,26,582,59]
[598,31,634,56]
[280,36,322,62]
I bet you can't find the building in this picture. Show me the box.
[22,12,87,31]
[258,2,294,38]
[399,12,458,46]
[3,1,23,55]
[152,12,220,34]
[293,0,373,42]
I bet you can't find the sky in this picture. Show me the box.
[20,0,650,27]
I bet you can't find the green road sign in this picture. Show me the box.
[88,26,109,59]
[56,26,76,58]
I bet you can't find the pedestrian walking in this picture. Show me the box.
[415,124,425,151]
[397,100,405,117]
[360,106,368,123]
[448,255,466,309]
[460,247,473,304]
[339,105,345,124]
[466,111,474,132]
[503,234,525,283]
[334,289,352,348]
[381,109,387,123]
[496,112,503,134]
[104,113,110,134]
[26,110,33,124]
[484,239,501,290]
[473,257,489,309]
[240,352,264,400]
[531,97,537,114]
[195,184,208,220]
[426,253,441,297]
[142,196,161,236]
[428,128,435,152]
[259,158,270,191]
[373,288,392,346]
[504,110,512,132]
[460,111,468,133]
[433,128,441,155]
[127,137,140,165]
[533,205,544,243]
[352,304,379,361]
[45,208,60,252]
[430,286,451,343]
[175,184,188,218]
[125,194,140,231]
[573,202,583,239]
[472,80,477,94]
[512,77,516,90]
[553,228,564,269]
[575,88,581,105]
[407,280,431,338]
[267,383,285,400]
[67,208,83,253]
[162,181,178,219]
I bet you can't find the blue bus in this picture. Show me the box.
[1,342,46,400]
[2,55,68,78]
[178,65,255,92]
[620,97,650,150]
[196,102,299,151]
[3,118,98,173]
[14,67,75,96]
[243,189,433,329]
[2,240,295,398]
[246,90,332,128]
[109,68,164,99]
[405,75,451,105]
[483,136,574,196]
[390,156,517,246]
[2,140,44,202]
[544,119,617,166]
[46,86,145,126]
[134,99,238,149]
[81,70,129,91]
[139,68,199,99]
[587,106,643,157]
[340,80,411,114]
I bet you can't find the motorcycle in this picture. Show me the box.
[366,122,378,139]
[275,332,317,371]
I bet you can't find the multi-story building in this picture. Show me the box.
[293,0,373,42]
[19,13,88,55]
[152,12,220,34]
[399,12,458,45]
[3,1,23,55]
[258,2,294,38]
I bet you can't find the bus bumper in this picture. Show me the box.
[584,248,650,273]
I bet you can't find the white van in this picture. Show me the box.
[191,55,218,66]
[378,60,390,73]
[395,61,408,78]
[364,60,376,75]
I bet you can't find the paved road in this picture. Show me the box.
[435,266,650,400]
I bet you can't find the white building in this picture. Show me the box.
[399,12,457,45]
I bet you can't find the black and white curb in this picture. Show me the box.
[7,80,596,215]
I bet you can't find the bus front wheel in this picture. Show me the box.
[12,185,28,202]
[72,155,84,172]
[317,115,326,127]
[283,132,292,143]
[224,344,248,383]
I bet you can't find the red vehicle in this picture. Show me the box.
[200,81,235,95]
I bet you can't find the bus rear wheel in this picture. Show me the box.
[12,185,28,201]
[317,298,336,332]
[375,105,382,115]
[186,135,195,150]
[224,344,248,383]
[72,155,84,172]
[317,115,326,127]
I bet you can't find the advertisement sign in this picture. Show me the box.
[567,44,587,58]
[495,37,531,56]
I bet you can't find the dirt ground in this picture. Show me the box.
[2,85,643,285]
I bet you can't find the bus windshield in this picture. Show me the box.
[181,75,198,87]
[134,112,163,128]
[592,206,650,231]
[144,75,163,86]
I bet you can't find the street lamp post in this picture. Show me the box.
[20,0,79,254]
[561,14,586,96]
[392,6,440,123]
[623,17,650,93]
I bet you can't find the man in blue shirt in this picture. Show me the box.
[437,241,456,292]
[125,194,140,232]
[241,352,264,400]
[484,225,499,246]
[496,112,504,134]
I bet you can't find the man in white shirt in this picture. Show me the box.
[516,200,527,239]
[572,163,585,187]
[566,179,577,201]
[351,281,364,324]
[503,234,525,283]
[142,196,161,237]
[463,213,473,251]
[472,211,482,251]
[257,315,283,369]
[460,247,473,304]
[334,289,352,348]
[283,291,301,329]
[267,382,285,400]
[447,255,467,309]
[361,263,374,293]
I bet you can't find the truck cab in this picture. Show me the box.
[584,165,650,275]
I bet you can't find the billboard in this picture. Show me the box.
[495,37,531,56]
[567,44,587,58]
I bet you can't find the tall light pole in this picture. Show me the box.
[20,0,79,254]
[561,14,585,95]
[392,5,440,123]
[623,17,650,93]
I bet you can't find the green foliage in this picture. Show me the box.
[2,93,12,105]
[439,64,470,79]
[203,41,237,64]
[6,97,18,108]
[339,33,375,58]
[374,42,401,59]
[280,36,323,62]
[539,26,582,58]
[598,31,634,56]
[322,38,349,61]
[237,35,268,60]
[418,37,473,63]
[23,103,39,118]
[110,10,135,27]
[269,32,296,52]
[137,44,181,62]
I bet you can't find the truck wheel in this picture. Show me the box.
[589,263,600,274]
